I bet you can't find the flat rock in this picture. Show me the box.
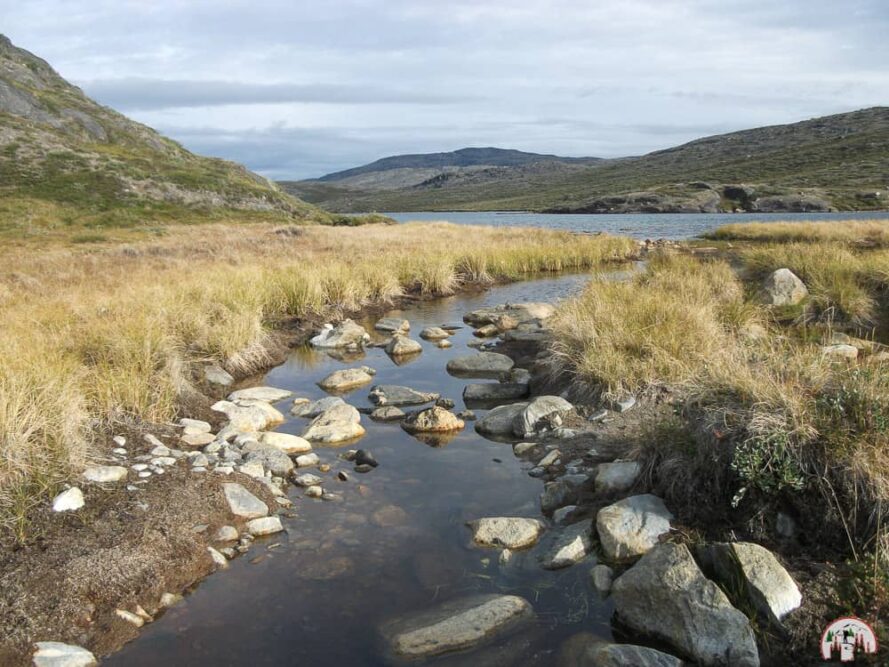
[302,403,365,443]
[475,402,528,437]
[468,517,544,549]
[463,382,529,403]
[212,400,284,433]
[370,405,405,421]
[762,268,808,306]
[419,326,451,340]
[52,487,84,512]
[82,466,127,484]
[180,432,215,448]
[386,336,422,357]
[179,418,212,433]
[375,317,410,333]
[382,594,533,659]
[33,641,97,667]
[290,396,345,418]
[246,516,284,536]
[222,482,268,519]
[612,543,759,666]
[463,302,555,327]
[294,473,323,487]
[227,386,293,403]
[259,431,312,454]
[540,519,594,569]
[597,494,673,560]
[310,319,370,348]
[294,452,320,467]
[402,406,465,433]
[203,363,234,388]
[318,367,375,392]
[595,461,641,494]
[369,385,439,406]
[243,443,295,476]
[513,396,574,437]
[558,634,682,667]
[446,352,515,378]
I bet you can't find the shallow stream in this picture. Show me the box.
[107,273,612,666]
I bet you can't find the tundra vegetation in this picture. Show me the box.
[551,219,889,632]
[0,222,635,538]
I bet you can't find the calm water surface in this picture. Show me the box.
[387,210,889,240]
[107,273,612,667]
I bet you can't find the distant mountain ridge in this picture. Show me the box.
[281,108,889,213]
[0,34,326,233]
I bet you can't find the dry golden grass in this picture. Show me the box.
[0,221,635,533]
[706,219,889,247]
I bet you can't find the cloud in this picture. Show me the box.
[81,78,476,111]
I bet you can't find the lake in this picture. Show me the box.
[385,210,889,240]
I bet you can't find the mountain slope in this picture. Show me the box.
[282,108,889,213]
[0,34,327,236]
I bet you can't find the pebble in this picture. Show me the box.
[513,442,537,456]
[137,471,152,479]
[337,471,350,482]
[305,485,323,498]
[354,464,374,473]
[113,435,127,447]
[588,408,609,422]
[112,448,127,456]
[151,456,176,466]
[215,466,234,475]
[293,473,322,487]
[294,453,321,467]
[82,466,128,483]
[115,609,144,627]
[538,449,561,467]
[160,592,183,608]
[51,487,84,512]
[150,445,171,457]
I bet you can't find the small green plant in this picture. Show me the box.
[731,429,805,506]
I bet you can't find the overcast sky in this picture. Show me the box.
[3,0,888,179]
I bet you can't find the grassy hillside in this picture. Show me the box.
[0,35,356,241]
[284,108,889,213]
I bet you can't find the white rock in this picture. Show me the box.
[259,431,312,454]
[595,461,641,494]
[227,386,293,402]
[214,525,239,542]
[513,441,537,456]
[159,592,183,608]
[318,367,375,392]
[468,517,544,549]
[386,336,423,357]
[115,609,144,627]
[302,403,365,443]
[208,546,229,568]
[238,462,266,479]
[179,418,212,433]
[204,363,235,387]
[222,482,268,519]
[305,485,323,498]
[540,520,593,569]
[290,395,345,417]
[596,494,673,560]
[513,396,574,437]
[822,343,858,359]
[294,453,321,468]
[538,449,561,467]
[293,473,323,487]
[762,268,808,306]
[51,487,84,512]
[112,435,127,447]
[82,466,127,484]
[33,641,97,667]
[180,432,215,448]
[310,319,370,348]
[246,516,284,536]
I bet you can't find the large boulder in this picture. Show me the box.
[596,494,672,560]
[611,543,759,666]
[402,406,465,433]
[369,385,439,406]
[463,302,555,327]
[317,367,375,392]
[382,594,533,659]
[700,542,802,626]
[762,268,808,306]
[302,403,365,443]
[474,402,528,438]
[446,352,515,378]
[468,517,545,549]
[540,519,594,569]
[558,634,683,667]
[513,396,574,438]
[310,319,370,348]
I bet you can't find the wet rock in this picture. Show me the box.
[222,482,268,519]
[382,594,533,659]
[354,464,374,473]
[386,335,422,357]
[244,444,295,476]
[590,564,614,596]
[513,396,574,438]
[701,542,802,626]
[33,641,97,667]
[318,367,376,392]
[82,466,127,483]
[552,505,576,525]
[354,449,379,467]
[762,268,808,306]
[293,473,323,487]
[52,487,84,512]
[305,485,323,498]
[474,324,500,337]
[457,409,476,421]
[541,519,594,569]
[375,317,410,334]
[538,449,561,467]
[558,634,682,667]
[612,543,759,666]
[436,339,453,349]
[294,453,321,467]
[435,397,456,409]
[446,352,515,378]
[302,403,365,443]
[402,406,465,434]
[246,516,284,536]
[595,461,641,494]
[227,386,293,403]
[597,494,672,560]
[204,363,234,388]
[369,385,439,406]
[475,402,529,437]
[208,546,229,569]
[513,441,537,456]
[371,504,408,527]
[463,382,529,403]
[540,474,588,513]
[259,431,312,455]
[310,319,370,348]
[420,326,451,340]
[290,396,345,418]
[468,517,544,549]
[463,302,555,327]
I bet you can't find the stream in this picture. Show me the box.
[106,272,613,666]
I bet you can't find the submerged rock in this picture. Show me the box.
[596,494,673,560]
[463,382,529,403]
[317,367,375,392]
[558,634,682,667]
[402,406,465,434]
[374,317,410,334]
[446,352,515,378]
[369,385,439,406]
[222,482,268,519]
[762,268,808,306]
[382,594,533,659]
[540,519,594,569]
[302,403,365,443]
[612,543,759,666]
[468,517,545,549]
[311,320,370,348]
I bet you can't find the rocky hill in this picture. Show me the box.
[0,34,326,234]
[282,108,889,213]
